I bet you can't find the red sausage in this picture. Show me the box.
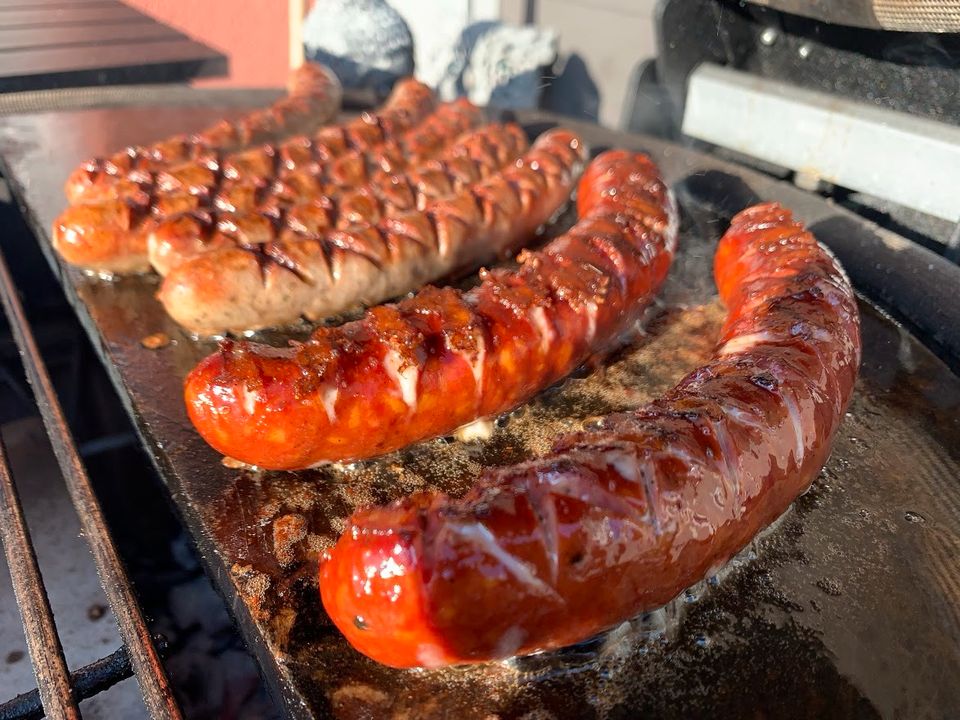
[183,144,676,467]
[318,200,862,667]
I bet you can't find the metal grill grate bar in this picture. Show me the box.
[0,245,183,720]
[0,642,162,720]
[0,438,79,720]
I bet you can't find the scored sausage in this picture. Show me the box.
[166,128,583,335]
[154,78,435,199]
[64,62,343,205]
[211,97,485,216]
[181,145,673,471]
[317,199,862,668]
[148,103,499,276]
[51,79,436,274]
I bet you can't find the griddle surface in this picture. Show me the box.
[1,100,958,719]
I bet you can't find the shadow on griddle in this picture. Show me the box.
[675,169,763,234]
[811,214,960,374]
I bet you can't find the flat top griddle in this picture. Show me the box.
[1,98,959,720]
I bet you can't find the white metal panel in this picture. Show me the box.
[682,63,960,222]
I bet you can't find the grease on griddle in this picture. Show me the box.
[140,331,171,349]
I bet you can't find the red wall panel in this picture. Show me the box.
[123,0,292,87]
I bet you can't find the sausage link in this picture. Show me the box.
[166,128,581,336]
[51,79,435,274]
[316,199,861,667]
[216,97,484,215]
[149,122,526,276]
[185,144,691,471]
[155,78,435,198]
[64,63,342,205]
[151,99,492,275]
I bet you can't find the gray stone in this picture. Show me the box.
[303,0,414,94]
[437,21,559,109]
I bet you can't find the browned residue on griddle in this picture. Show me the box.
[273,513,308,567]
[140,331,171,349]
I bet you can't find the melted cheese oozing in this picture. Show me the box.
[583,300,599,344]
[321,383,339,423]
[457,331,486,397]
[454,417,494,442]
[240,385,259,415]
[528,305,555,356]
[382,348,419,410]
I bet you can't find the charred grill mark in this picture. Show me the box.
[315,238,337,283]
[235,240,274,284]
[366,113,389,144]
[305,190,859,667]
[237,100,476,215]
[264,243,312,284]
[325,229,386,272]
[218,208,308,284]
[233,239,311,286]
[157,123,527,290]
[125,192,155,228]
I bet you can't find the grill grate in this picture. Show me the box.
[0,437,77,719]
[0,243,181,719]
[0,643,169,720]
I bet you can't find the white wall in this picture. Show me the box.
[537,0,657,126]
[390,0,501,86]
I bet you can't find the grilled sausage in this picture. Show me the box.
[317,200,862,667]
[183,145,686,472]
[154,78,434,199]
[64,63,343,205]
[147,102,496,276]
[51,79,435,274]
[166,128,583,336]
[211,97,485,216]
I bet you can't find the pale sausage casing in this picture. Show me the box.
[168,128,583,335]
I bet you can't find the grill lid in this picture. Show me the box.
[746,0,960,31]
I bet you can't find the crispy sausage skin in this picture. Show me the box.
[147,101,495,276]
[211,97,484,216]
[166,128,582,335]
[318,201,862,668]
[64,63,343,205]
[150,123,526,276]
[51,78,435,274]
[183,146,676,471]
[152,78,434,200]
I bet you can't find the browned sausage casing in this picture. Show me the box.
[210,97,485,216]
[163,128,583,335]
[153,78,434,200]
[64,63,342,205]
[147,101,495,276]
[316,198,861,667]
[51,79,436,274]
